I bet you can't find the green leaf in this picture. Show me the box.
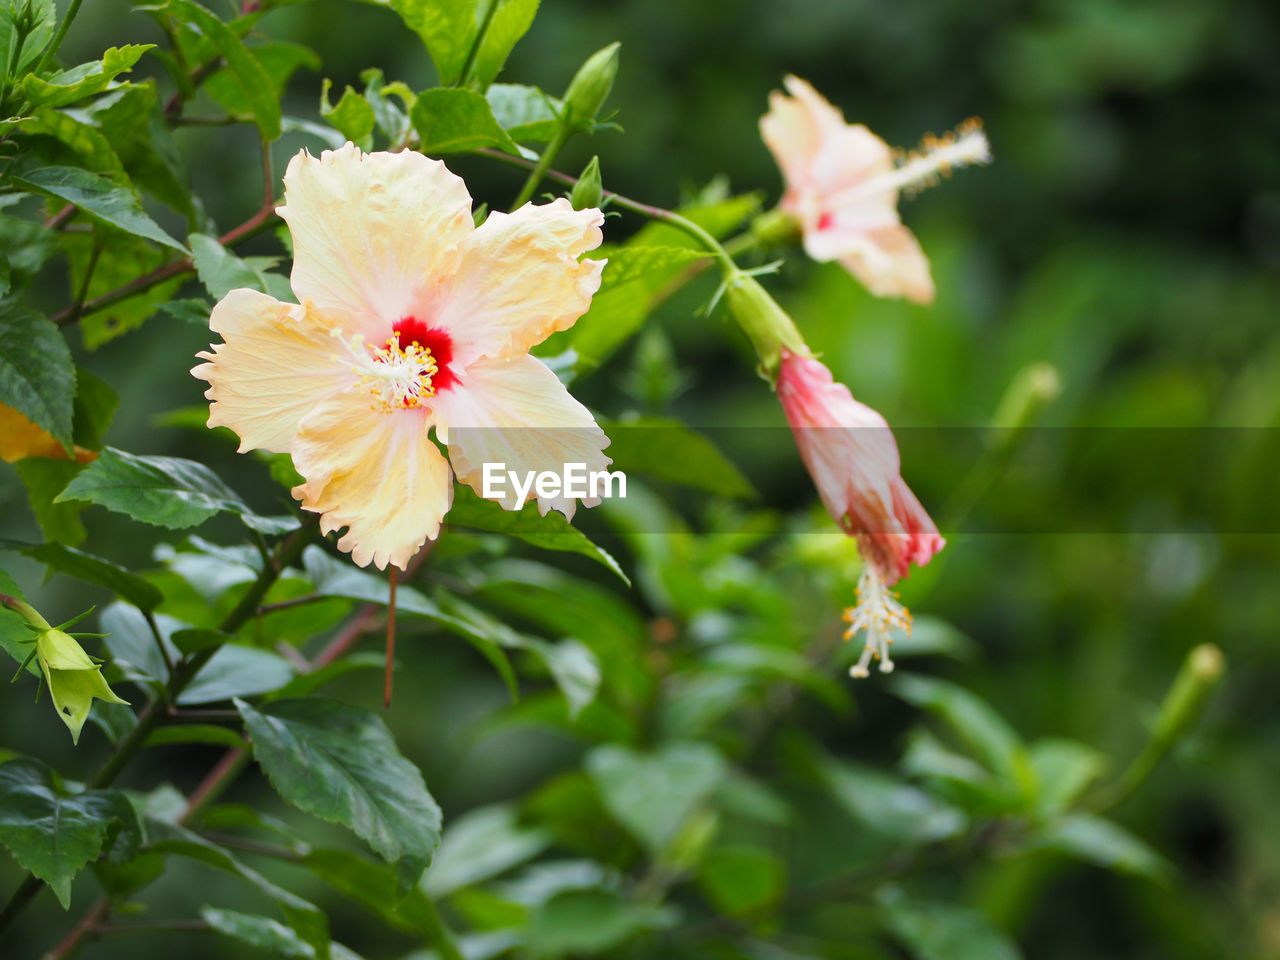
[486,83,560,142]
[11,166,186,252]
[0,303,74,452]
[166,0,281,140]
[527,887,675,959]
[24,108,126,178]
[1033,813,1171,880]
[0,567,39,676]
[410,87,519,154]
[21,45,152,110]
[0,0,55,80]
[424,803,553,896]
[180,644,296,704]
[358,68,413,144]
[13,459,87,545]
[1029,739,1107,816]
[72,367,118,451]
[821,756,967,843]
[301,848,447,939]
[201,907,348,960]
[236,698,442,892]
[549,237,735,375]
[596,245,710,290]
[147,819,329,958]
[602,417,754,499]
[204,41,319,120]
[55,447,295,533]
[0,758,141,908]
[79,84,196,220]
[697,845,786,915]
[891,674,1029,787]
[320,79,375,149]
[67,234,183,348]
[469,0,540,88]
[585,741,725,853]
[387,0,476,85]
[0,540,162,611]
[447,483,628,584]
[189,233,270,299]
[880,896,1023,960]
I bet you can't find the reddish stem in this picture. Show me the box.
[384,567,398,710]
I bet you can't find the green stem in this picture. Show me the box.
[31,0,84,78]
[455,0,498,88]
[418,892,467,960]
[509,125,570,210]
[480,146,738,273]
[0,594,50,630]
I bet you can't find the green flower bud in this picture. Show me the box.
[724,274,808,380]
[751,208,802,248]
[570,156,602,210]
[1151,643,1224,748]
[562,42,620,128]
[36,628,129,745]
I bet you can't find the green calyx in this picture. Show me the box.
[35,627,129,745]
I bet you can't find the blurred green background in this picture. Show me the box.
[3,0,1279,958]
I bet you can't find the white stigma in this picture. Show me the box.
[330,328,437,413]
[828,119,991,209]
[843,562,912,678]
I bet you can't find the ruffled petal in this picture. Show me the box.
[804,222,934,304]
[278,143,474,334]
[291,394,453,570]
[429,353,610,519]
[192,289,353,454]
[762,76,891,197]
[434,198,605,367]
[760,75,844,190]
[859,478,946,585]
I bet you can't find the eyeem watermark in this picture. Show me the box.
[481,462,627,503]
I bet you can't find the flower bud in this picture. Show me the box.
[750,208,802,248]
[990,362,1061,448]
[562,42,620,128]
[724,274,807,379]
[1151,643,1224,749]
[35,628,129,745]
[571,156,602,210]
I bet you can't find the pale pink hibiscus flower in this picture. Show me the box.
[760,76,989,304]
[193,144,610,571]
[777,349,944,676]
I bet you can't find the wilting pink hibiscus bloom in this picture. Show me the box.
[194,144,610,571]
[760,75,989,304]
[777,349,944,676]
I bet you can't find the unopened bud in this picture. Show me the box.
[1152,643,1224,748]
[570,156,602,210]
[36,628,129,745]
[990,362,1061,451]
[724,274,808,379]
[562,42,620,128]
[751,208,802,248]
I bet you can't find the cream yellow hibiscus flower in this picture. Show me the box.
[193,144,610,570]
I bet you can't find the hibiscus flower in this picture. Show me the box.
[760,75,989,304]
[776,348,944,676]
[194,144,610,570]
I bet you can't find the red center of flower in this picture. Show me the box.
[393,317,457,391]
[817,211,835,231]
